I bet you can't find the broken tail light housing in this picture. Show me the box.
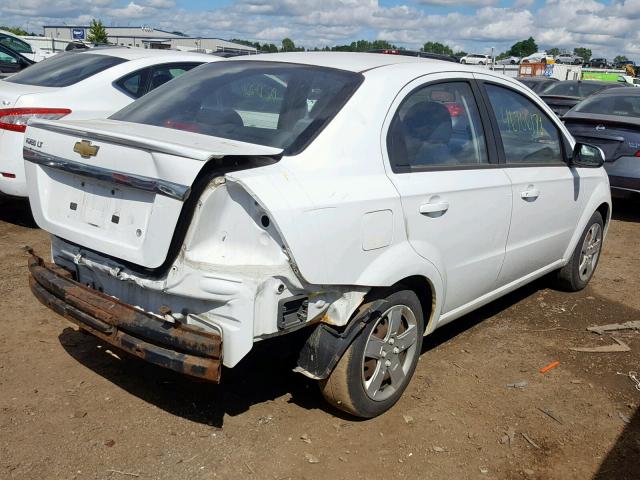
[0,108,72,133]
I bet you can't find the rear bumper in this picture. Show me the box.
[28,251,222,382]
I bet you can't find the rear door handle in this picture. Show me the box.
[419,201,449,215]
[521,187,540,200]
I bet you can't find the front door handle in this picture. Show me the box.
[419,201,450,215]
[521,187,540,200]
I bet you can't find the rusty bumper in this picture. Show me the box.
[28,252,222,382]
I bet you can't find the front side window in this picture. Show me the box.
[387,81,489,171]
[0,50,18,64]
[0,34,33,54]
[485,84,563,164]
[5,52,127,87]
[111,61,362,154]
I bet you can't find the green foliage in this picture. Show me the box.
[613,55,629,64]
[0,26,30,36]
[454,50,467,57]
[547,47,561,57]
[329,39,396,52]
[422,42,454,55]
[87,19,108,44]
[507,37,537,58]
[573,47,592,62]
[281,37,296,52]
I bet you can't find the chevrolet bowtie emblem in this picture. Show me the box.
[73,140,99,159]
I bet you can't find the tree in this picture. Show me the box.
[422,41,454,55]
[507,37,537,57]
[0,26,30,36]
[547,47,561,57]
[281,37,295,52]
[614,55,629,64]
[87,19,108,44]
[454,50,467,57]
[573,47,592,62]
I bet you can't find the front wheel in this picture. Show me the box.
[553,211,604,291]
[461,59,466,64]
[319,288,424,418]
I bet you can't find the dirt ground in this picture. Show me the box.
[0,197,639,480]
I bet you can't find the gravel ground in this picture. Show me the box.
[0,197,639,480]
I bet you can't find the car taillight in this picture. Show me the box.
[635,151,640,157]
[0,108,72,133]
[445,103,465,117]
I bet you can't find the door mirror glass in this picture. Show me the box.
[572,143,605,167]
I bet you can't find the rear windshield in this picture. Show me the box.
[5,52,127,87]
[110,61,363,155]
[541,82,607,98]
[574,94,640,118]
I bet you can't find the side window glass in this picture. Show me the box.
[148,63,201,92]
[387,81,489,170]
[0,51,17,64]
[485,84,563,164]
[115,69,147,98]
[0,35,33,54]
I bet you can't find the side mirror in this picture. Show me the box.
[571,142,605,168]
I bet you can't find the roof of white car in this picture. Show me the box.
[231,51,440,73]
[80,47,215,61]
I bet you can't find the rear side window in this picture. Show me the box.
[148,63,201,91]
[387,81,488,171]
[0,34,32,54]
[485,84,563,164]
[115,63,203,99]
[5,53,127,87]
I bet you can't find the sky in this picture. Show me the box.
[2,0,638,60]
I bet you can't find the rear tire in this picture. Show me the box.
[319,288,424,418]
[554,211,604,291]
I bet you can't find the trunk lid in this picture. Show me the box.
[0,80,54,108]
[564,117,640,162]
[25,119,282,269]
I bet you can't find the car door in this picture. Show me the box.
[476,78,582,286]
[382,74,512,315]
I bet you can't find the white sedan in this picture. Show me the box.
[24,52,611,418]
[0,48,219,197]
[460,53,492,65]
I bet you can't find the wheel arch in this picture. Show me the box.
[562,184,612,262]
[366,274,437,334]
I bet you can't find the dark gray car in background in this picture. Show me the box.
[539,80,631,116]
[564,87,640,197]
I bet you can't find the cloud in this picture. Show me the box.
[0,0,639,60]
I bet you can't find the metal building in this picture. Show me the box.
[42,25,257,54]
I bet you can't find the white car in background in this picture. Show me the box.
[0,29,53,62]
[0,48,219,197]
[25,52,611,418]
[496,56,520,65]
[460,53,492,65]
[521,51,554,64]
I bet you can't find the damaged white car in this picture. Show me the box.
[25,52,611,418]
